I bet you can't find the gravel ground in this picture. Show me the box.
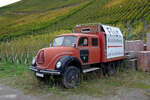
[0,84,150,100]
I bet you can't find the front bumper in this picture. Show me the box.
[29,66,61,75]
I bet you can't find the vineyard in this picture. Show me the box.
[0,0,150,64]
[0,30,71,64]
[0,0,89,41]
[48,0,150,40]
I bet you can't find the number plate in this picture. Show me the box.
[36,72,44,78]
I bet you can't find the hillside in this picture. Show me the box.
[0,0,150,41]
[0,0,89,41]
[49,0,150,40]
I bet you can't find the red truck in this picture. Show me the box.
[30,23,125,88]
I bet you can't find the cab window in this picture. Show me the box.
[78,37,88,46]
[53,36,77,47]
[91,38,98,46]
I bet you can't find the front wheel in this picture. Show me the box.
[62,66,80,88]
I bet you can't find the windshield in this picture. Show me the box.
[53,36,77,47]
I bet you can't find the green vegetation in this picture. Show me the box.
[0,0,92,41]
[48,0,150,40]
[0,62,150,96]
[0,30,71,64]
[0,0,150,41]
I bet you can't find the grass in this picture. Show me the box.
[0,62,59,95]
[70,70,150,96]
[0,62,150,97]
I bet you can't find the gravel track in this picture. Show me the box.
[0,84,150,100]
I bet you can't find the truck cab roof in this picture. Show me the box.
[57,33,99,38]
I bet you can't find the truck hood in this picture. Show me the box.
[36,47,75,69]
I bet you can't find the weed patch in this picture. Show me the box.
[0,62,150,97]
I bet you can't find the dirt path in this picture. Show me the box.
[0,84,41,100]
[61,88,150,100]
[0,84,150,100]
[0,83,65,100]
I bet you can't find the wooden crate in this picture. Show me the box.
[125,40,144,52]
[137,51,150,72]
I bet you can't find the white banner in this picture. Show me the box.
[102,25,124,59]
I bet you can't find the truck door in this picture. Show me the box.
[90,37,100,63]
[78,37,90,64]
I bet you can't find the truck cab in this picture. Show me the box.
[30,23,125,88]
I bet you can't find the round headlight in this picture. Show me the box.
[56,61,62,68]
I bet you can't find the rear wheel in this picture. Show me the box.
[107,63,116,76]
[62,66,80,88]
[102,63,116,76]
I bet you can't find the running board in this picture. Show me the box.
[83,68,100,73]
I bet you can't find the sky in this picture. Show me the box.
[0,0,21,7]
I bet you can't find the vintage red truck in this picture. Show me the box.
[30,23,125,88]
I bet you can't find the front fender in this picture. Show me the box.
[46,52,72,70]
[55,56,81,74]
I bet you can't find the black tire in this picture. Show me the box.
[62,66,80,88]
[106,63,116,76]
